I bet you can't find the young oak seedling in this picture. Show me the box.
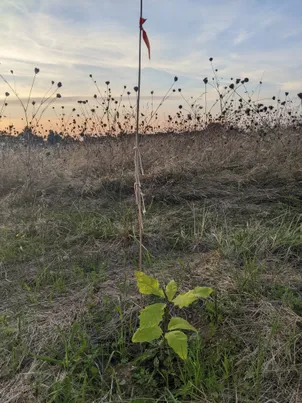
[132,271,213,360]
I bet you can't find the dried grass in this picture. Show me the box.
[0,128,301,402]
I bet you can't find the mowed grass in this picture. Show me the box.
[0,129,301,402]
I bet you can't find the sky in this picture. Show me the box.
[0,0,302,127]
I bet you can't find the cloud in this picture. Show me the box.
[233,31,253,45]
[281,81,302,92]
[283,27,302,39]
[0,0,302,127]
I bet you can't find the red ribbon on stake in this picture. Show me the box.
[140,17,151,59]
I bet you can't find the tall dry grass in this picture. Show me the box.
[0,127,301,207]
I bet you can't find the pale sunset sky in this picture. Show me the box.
[0,0,302,128]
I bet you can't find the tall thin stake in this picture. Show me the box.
[134,0,144,270]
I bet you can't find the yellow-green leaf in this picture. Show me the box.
[135,271,164,297]
[165,280,178,301]
[172,286,213,308]
[132,325,162,343]
[165,330,188,360]
[139,303,166,328]
[192,286,213,298]
[168,317,197,333]
[172,290,198,308]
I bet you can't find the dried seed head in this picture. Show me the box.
[105,81,110,85]
[34,67,40,74]
[57,82,62,88]
[209,57,213,61]
[298,93,302,100]
[56,93,62,98]
[134,86,139,92]
[174,76,178,82]
[5,92,10,97]
[203,77,208,84]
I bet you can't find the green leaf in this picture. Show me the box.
[172,286,213,308]
[192,286,213,298]
[172,291,198,308]
[36,355,64,365]
[165,330,188,360]
[135,271,164,297]
[168,317,197,333]
[165,280,178,301]
[139,303,166,328]
[90,366,99,375]
[132,325,162,343]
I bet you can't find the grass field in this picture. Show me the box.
[0,128,301,402]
